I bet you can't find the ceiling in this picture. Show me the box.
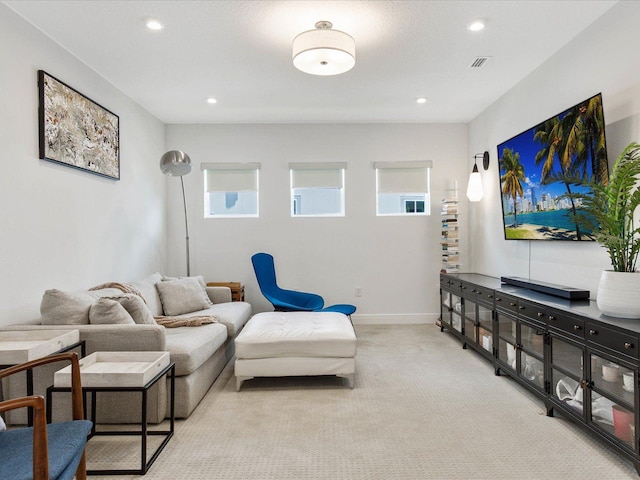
[4,0,618,124]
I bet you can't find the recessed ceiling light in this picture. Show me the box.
[146,19,164,31]
[416,97,427,104]
[206,98,217,104]
[468,20,485,32]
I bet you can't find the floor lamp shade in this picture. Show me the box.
[160,150,192,176]
[160,150,192,276]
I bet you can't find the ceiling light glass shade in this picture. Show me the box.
[466,163,484,201]
[292,22,355,76]
[160,150,192,176]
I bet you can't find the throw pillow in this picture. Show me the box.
[130,272,164,316]
[156,277,212,316]
[0,414,5,431]
[89,298,135,325]
[40,289,95,325]
[109,294,156,325]
[162,274,214,308]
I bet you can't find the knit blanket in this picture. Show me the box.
[154,315,216,328]
[90,281,219,328]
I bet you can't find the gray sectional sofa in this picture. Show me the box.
[4,273,251,423]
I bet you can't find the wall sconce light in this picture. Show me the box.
[466,151,489,202]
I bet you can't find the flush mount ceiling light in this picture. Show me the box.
[292,21,355,76]
[416,97,427,104]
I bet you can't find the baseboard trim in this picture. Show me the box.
[351,313,439,325]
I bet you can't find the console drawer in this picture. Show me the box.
[586,322,639,358]
[518,299,546,324]
[495,292,519,314]
[547,309,585,339]
[474,285,495,306]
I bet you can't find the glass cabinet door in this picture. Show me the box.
[463,297,477,343]
[440,290,451,328]
[519,322,545,390]
[478,304,493,354]
[497,313,517,371]
[589,354,635,449]
[550,335,584,418]
[451,293,462,333]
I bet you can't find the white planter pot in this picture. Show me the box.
[597,270,640,319]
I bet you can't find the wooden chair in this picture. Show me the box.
[0,352,92,480]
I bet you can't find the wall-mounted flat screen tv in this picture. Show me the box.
[497,93,609,241]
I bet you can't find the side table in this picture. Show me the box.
[207,281,245,302]
[0,330,85,426]
[47,352,175,476]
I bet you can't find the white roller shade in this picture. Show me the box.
[202,163,260,193]
[290,162,346,189]
[375,161,432,194]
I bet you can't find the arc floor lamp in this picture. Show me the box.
[160,150,192,276]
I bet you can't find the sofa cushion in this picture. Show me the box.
[176,302,252,337]
[156,277,212,316]
[41,289,95,325]
[164,322,228,376]
[130,272,164,316]
[89,298,135,325]
[110,294,156,325]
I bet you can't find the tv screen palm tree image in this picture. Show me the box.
[497,93,609,241]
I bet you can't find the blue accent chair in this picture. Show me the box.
[251,252,356,316]
[252,252,324,311]
[0,352,93,480]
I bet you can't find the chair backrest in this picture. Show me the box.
[0,351,91,480]
[251,252,278,294]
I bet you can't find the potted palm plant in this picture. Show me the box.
[574,142,640,318]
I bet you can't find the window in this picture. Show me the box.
[201,163,260,217]
[290,162,346,217]
[375,161,432,216]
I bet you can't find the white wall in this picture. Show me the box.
[0,4,167,326]
[166,123,468,322]
[468,1,640,298]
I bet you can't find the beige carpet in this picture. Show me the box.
[87,324,637,479]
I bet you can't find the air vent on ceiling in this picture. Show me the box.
[469,56,491,68]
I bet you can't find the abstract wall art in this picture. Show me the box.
[38,70,120,180]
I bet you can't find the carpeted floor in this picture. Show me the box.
[87,324,637,479]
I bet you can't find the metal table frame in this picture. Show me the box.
[47,361,175,476]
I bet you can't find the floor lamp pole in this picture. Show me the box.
[180,176,190,276]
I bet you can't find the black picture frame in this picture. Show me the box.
[38,70,120,180]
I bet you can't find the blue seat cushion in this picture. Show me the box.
[0,420,92,480]
[316,304,357,315]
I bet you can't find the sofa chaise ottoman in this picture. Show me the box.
[234,311,357,391]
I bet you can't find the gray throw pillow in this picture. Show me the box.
[89,298,135,325]
[40,289,95,325]
[109,294,156,325]
[156,277,212,316]
[162,275,214,307]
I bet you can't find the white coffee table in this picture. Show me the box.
[48,351,175,476]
